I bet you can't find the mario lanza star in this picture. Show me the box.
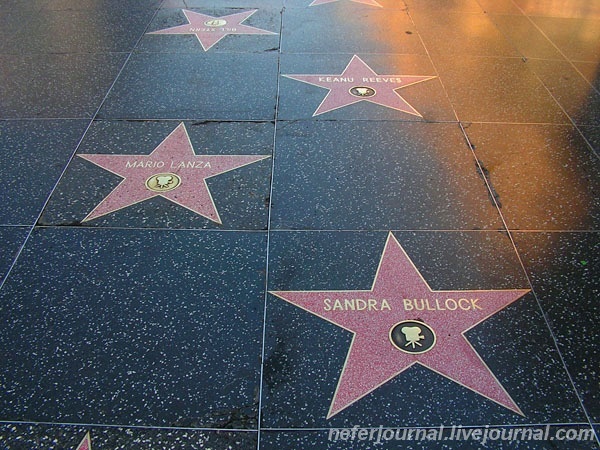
[310,0,383,6]
[270,233,530,418]
[78,123,269,224]
[284,55,436,117]
[148,9,276,51]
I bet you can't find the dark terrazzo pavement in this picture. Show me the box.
[0,0,597,448]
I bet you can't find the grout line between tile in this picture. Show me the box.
[0,4,165,288]
[257,6,285,448]
[460,118,600,442]
[521,59,600,160]
[1,1,598,442]
[489,0,600,161]
[404,8,461,123]
[0,419,595,433]
[0,419,256,433]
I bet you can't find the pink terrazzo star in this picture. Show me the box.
[79,123,269,224]
[75,432,91,450]
[284,55,436,116]
[310,0,382,6]
[147,9,276,51]
[270,233,529,418]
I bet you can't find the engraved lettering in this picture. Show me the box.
[362,77,402,83]
[318,77,354,82]
[170,161,212,169]
[125,160,165,169]
[323,298,392,311]
[471,298,482,310]
[403,299,482,312]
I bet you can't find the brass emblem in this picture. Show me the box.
[204,19,227,27]
[349,86,376,98]
[145,173,181,192]
[389,320,436,354]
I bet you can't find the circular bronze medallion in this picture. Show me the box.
[145,173,181,192]
[349,86,376,98]
[389,320,436,354]
[204,19,227,27]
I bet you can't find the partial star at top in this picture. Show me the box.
[270,233,530,418]
[75,432,91,450]
[148,9,276,51]
[78,123,269,224]
[283,55,436,116]
[310,0,383,6]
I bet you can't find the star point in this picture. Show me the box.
[78,123,270,224]
[284,55,436,117]
[75,432,91,450]
[270,232,530,417]
[148,9,276,51]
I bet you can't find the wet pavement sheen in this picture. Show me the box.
[0,0,598,448]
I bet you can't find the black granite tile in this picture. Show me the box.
[260,426,599,449]
[0,228,266,427]
[8,8,157,53]
[473,0,523,15]
[0,423,257,449]
[490,14,564,60]
[0,0,46,37]
[527,59,600,126]
[262,231,585,428]
[0,227,28,284]
[281,6,425,54]
[266,231,529,292]
[580,126,600,155]
[513,0,600,19]
[0,0,46,10]
[0,12,34,53]
[0,120,89,226]
[433,56,569,123]
[283,0,407,10]
[0,53,127,119]
[574,61,600,92]
[402,0,484,13]
[530,17,600,62]
[138,7,281,54]
[409,11,520,57]
[162,0,282,8]
[0,17,19,44]
[513,232,600,423]
[43,0,162,10]
[344,0,410,9]
[464,123,600,231]
[270,121,502,230]
[40,120,273,230]
[98,53,278,120]
[278,53,456,121]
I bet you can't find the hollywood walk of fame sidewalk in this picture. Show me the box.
[0,0,599,449]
